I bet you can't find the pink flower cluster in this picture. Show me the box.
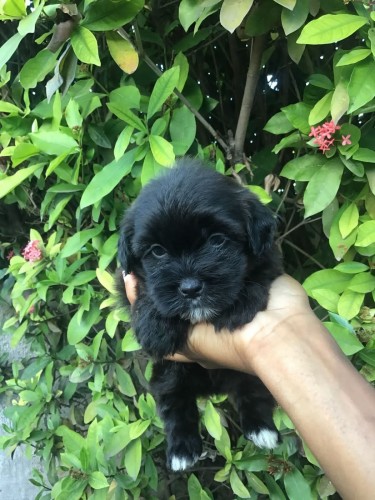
[22,240,42,262]
[309,120,351,152]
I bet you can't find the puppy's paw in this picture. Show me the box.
[167,436,202,472]
[245,428,280,449]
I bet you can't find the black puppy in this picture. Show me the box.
[117,158,283,471]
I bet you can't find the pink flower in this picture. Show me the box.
[309,120,342,153]
[22,240,42,262]
[341,135,351,146]
[28,305,35,314]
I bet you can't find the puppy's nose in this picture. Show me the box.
[179,278,203,298]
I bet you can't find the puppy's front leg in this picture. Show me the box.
[131,294,190,358]
[151,362,202,471]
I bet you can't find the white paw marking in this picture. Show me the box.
[246,428,279,449]
[170,454,198,471]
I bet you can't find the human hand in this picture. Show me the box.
[123,273,312,373]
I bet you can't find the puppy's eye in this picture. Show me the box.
[150,244,167,258]
[208,233,227,248]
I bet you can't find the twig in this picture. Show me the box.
[277,216,321,242]
[117,27,232,160]
[282,239,326,270]
[233,36,265,163]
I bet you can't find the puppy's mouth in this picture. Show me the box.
[179,298,218,324]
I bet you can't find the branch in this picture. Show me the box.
[117,27,232,160]
[233,36,265,163]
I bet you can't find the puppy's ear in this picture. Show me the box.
[244,196,277,256]
[118,211,136,274]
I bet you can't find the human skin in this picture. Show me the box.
[124,273,375,499]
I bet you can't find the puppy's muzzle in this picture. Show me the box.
[179,278,203,299]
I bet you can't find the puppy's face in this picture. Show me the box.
[118,162,276,323]
[137,212,248,322]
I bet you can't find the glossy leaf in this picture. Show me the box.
[82,0,144,31]
[149,135,175,166]
[281,0,309,36]
[303,158,344,218]
[297,14,367,45]
[71,26,100,66]
[220,0,254,34]
[147,66,180,120]
[80,149,137,208]
[0,163,42,199]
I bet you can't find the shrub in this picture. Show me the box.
[0,0,374,498]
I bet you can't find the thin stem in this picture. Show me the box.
[282,239,326,270]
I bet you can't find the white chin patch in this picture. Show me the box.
[246,429,279,449]
[181,307,216,324]
[170,454,198,471]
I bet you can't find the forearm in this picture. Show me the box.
[249,313,375,500]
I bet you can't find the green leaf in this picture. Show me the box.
[122,329,141,352]
[18,2,44,36]
[170,106,196,155]
[204,400,222,439]
[0,32,24,71]
[114,126,134,160]
[149,135,175,166]
[109,85,141,110]
[337,290,365,321]
[311,288,339,312]
[334,262,369,274]
[308,92,333,126]
[336,48,371,67]
[19,49,57,89]
[220,0,254,34]
[88,471,108,490]
[125,438,142,480]
[303,158,344,218]
[281,0,309,36]
[284,467,313,500]
[325,321,364,352]
[347,61,375,113]
[80,148,137,208]
[20,357,50,380]
[67,305,101,345]
[329,207,358,261]
[29,130,79,156]
[0,163,42,199]
[281,102,311,134]
[107,102,146,131]
[347,273,375,293]
[308,74,333,90]
[60,224,104,258]
[148,66,180,120]
[353,147,375,163]
[356,221,375,247]
[303,269,351,295]
[331,82,349,124]
[71,26,100,66]
[115,364,136,397]
[264,111,294,134]
[173,52,189,91]
[82,0,144,31]
[230,469,250,498]
[274,0,295,9]
[338,203,359,239]
[263,475,287,500]
[272,131,303,154]
[297,14,368,45]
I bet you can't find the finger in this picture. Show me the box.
[124,273,137,304]
[165,353,195,363]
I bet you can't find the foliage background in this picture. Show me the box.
[0,0,374,498]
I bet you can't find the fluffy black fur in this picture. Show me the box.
[117,158,283,471]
